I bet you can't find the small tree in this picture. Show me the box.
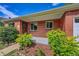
[48,29,79,56]
[16,33,33,50]
[0,27,18,45]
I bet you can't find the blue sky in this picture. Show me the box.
[0,3,64,18]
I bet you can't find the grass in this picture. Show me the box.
[0,41,15,50]
[5,50,18,56]
[0,42,7,50]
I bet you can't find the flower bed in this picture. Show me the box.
[17,43,53,56]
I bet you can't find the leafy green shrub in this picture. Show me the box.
[0,21,4,27]
[16,33,33,50]
[8,22,14,27]
[48,29,79,56]
[0,27,18,45]
[35,48,45,56]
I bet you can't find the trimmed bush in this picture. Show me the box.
[48,29,79,56]
[16,33,33,50]
[35,48,45,56]
[0,27,18,45]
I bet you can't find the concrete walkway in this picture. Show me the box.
[32,37,48,45]
[0,37,48,56]
[0,44,20,56]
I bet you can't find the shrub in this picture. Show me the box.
[0,21,4,27]
[8,22,14,27]
[35,48,45,56]
[0,27,18,45]
[48,29,79,56]
[16,33,33,50]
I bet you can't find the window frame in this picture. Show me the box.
[30,22,38,31]
[45,21,53,29]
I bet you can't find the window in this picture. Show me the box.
[31,22,37,31]
[45,21,53,29]
[75,19,79,23]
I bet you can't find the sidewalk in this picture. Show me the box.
[0,44,20,56]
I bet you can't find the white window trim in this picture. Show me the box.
[45,21,54,29]
[30,22,38,31]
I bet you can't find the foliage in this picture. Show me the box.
[0,21,4,27]
[8,21,14,27]
[16,33,33,50]
[0,27,18,45]
[0,42,7,49]
[35,48,45,56]
[48,29,79,56]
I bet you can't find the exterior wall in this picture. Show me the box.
[4,10,79,37]
[22,21,27,33]
[4,20,22,34]
[27,19,64,37]
[14,20,22,33]
[64,10,79,36]
[4,22,9,27]
[54,19,64,31]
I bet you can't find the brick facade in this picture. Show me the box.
[4,20,22,34]
[64,10,79,36]
[27,19,64,37]
[3,10,79,37]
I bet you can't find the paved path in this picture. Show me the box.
[0,37,48,56]
[0,44,20,56]
[32,37,48,45]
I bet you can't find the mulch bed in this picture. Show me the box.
[17,43,53,56]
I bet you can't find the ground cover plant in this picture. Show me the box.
[35,48,45,56]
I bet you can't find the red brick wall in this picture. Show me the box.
[4,10,79,37]
[64,10,79,36]
[14,20,22,33]
[4,20,22,34]
[54,19,64,30]
[27,20,64,37]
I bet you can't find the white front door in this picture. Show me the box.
[73,17,79,41]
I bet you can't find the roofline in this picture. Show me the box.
[3,3,79,22]
[21,3,74,17]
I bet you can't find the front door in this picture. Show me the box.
[73,17,79,41]
[22,22,28,33]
